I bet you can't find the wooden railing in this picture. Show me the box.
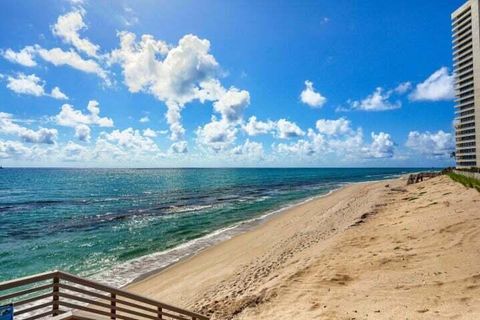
[0,270,209,320]
[406,172,441,185]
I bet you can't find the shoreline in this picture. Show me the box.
[128,186,344,284]
[98,175,403,289]
[126,190,338,284]
[95,183,346,288]
[125,174,480,319]
[125,176,401,316]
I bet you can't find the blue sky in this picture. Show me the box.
[0,0,463,167]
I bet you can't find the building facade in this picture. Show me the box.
[452,0,480,168]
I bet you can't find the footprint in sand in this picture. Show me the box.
[417,308,429,313]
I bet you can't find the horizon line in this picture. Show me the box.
[0,166,445,170]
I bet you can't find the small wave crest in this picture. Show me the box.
[164,204,213,214]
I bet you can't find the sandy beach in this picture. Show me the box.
[127,175,480,319]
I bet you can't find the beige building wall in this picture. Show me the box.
[452,0,480,168]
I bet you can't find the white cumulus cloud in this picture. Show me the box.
[242,116,275,136]
[36,47,110,84]
[213,88,250,123]
[231,139,264,160]
[196,118,237,152]
[242,117,305,140]
[142,128,157,138]
[110,32,221,140]
[196,86,251,150]
[350,87,401,111]
[300,80,326,108]
[2,46,37,67]
[169,141,188,154]
[3,44,109,84]
[74,124,91,142]
[394,82,412,94]
[56,100,113,127]
[110,32,252,142]
[273,139,316,156]
[139,116,150,123]
[3,9,109,84]
[55,100,113,141]
[273,117,395,161]
[363,132,395,159]
[0,140,33,159]
[62,141,89,161]
[409,67,455,101]
[6,73,68,100]
[98,128,160,156]
[275,119,305,139]
[52,9,100,57]
[405,130,454,156]
[6,73,45,96]
[315,118,352,136]
[50,86,69,100]
[0,112,57,144]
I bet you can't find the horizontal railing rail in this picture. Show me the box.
[0,270,208,320]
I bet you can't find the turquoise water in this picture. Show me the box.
[0,168,421,285]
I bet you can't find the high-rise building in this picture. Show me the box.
[452,0,480,168]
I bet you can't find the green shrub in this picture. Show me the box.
[447,172,480,192]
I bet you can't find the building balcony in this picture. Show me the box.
[455,110,474,118]
[455,129,475,138]
[455,108,475,116]
[457,155,477,161]
[456,118,475,128]
[454,57,473,71]
[454,55,473,69]
[455,64,474,77]
[455,82,474,93]
[453,44,473,59]
[456,120,476,130]
[455,92,474,103]
[452,5,470,21]
[452,23,472,39]
[456,161,477,168]
[455,100,475,108]
[456,134,476,142]
[452,11,471,26]
[452,36,473,51]
[452,12,471,32]
[459,119,476,127]
[457,141,476,148]
[456,148,476,155]
[455,67,474,81]
[452,31,472,47]
[453,47,473,63]
[455,75,474,87]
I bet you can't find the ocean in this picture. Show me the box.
[0,167,421,286]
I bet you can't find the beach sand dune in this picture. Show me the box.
[127,176,480,319]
